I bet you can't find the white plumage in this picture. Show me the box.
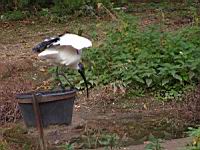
[38,45,81,69]
[38,33,92,68]
[54,33,92,50]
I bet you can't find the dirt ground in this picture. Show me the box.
[1,4,200,149]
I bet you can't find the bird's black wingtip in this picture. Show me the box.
[32,41,48,53]
[32,36,60,53]
[32,47,40,53]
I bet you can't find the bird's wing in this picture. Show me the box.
[32,37,60,53]
[38,45,81,68]
[54,33,92,50]
[38,49,59,58]
[38,48,62,65]
[56,45,81,67]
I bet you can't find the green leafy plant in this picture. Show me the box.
[45,11,200,100]
[67,128,119,149]
[1,0,112,19]
[23,143,31,150]
[51,0,111,16]
[1,10,27,21]
[98,133,119,149]
[48,13,200,98]
[145,134,164,150]
[64,143,74,150]
[185,127,200,150]
[83,13,200,98]
[0,141,9,150]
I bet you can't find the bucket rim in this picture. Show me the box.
[16,89,77,103]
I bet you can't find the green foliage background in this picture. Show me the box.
[83,14,200,96]
[0,0,112,12]
[0,0,116,21]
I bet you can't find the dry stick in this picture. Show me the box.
[98,3,117,21]
[32,94,47,150]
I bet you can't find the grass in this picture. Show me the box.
[0,141,9,150]
[185,127,200,150]
[67,128,120,149]
[0,125,35,150]
[0,10,28,21]
[144,134,164,150]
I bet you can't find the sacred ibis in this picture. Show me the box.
[32,33,92,97]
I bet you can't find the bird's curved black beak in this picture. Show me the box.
[78,63,89,98]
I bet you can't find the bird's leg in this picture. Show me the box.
[56,73,75,90]
[55,66,65,90]
[56,66,75,89]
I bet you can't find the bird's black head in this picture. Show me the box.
[78,63,85,72]
[78,63,89,98]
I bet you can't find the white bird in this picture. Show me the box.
[32,33,92,97]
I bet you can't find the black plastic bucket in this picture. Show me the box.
[16,89,76,127]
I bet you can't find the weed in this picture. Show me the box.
[1,0,112,21]
[185,126,200,150]
[83,13,200,98]
[50,0,112,17]
[1,10,27,21]
[67,126,120,149]
[23,143,31,150]
[0,140,9,150]
[64,143,74,150]
[98,133,119,149]
[145,134,164,150]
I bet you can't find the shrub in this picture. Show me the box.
[51,0,112,16]
[83,14,200,94]
[186,127,200,150]
[1,10,27,21]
